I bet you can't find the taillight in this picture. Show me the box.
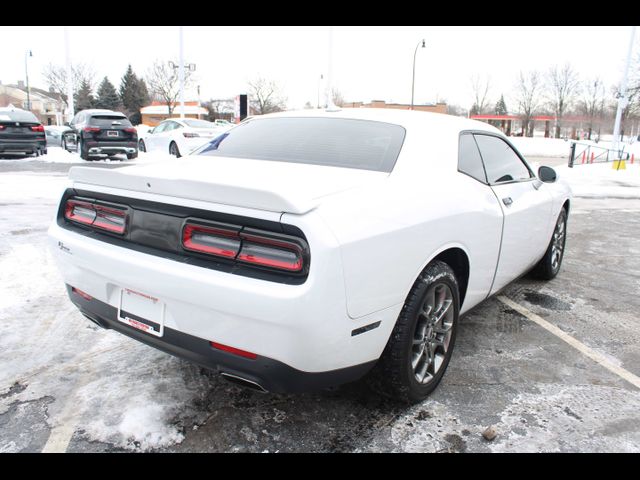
[181,220,307,273]
[0,125,5,130]
[124,127,137,134]
[183,132,200,138]
[210,341,257,360]
[64,197,128,235]
[182,223,240,258]
[83,126,101,133]
[237,231,304,272]
[30,124,45,132]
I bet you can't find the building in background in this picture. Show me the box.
[341,100,448,114]
[0,81,66,125]
[140,101,208,126]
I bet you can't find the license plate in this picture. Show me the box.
[117,288,165,337]
[107,130,119,137]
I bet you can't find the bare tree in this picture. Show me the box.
[331,87,344,107]
[247,77,287,115]
[470,74,491,115]
[515,70,542,137]
[42,62,96,107]
[145,60,194,116]
[580,77,605,140]
[546,63,581,138]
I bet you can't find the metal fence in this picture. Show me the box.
[568,141,635,168]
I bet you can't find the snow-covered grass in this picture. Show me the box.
[17,146,176,165]
[508,136,640,159]
[557,162,640,200]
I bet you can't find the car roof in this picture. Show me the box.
[257,108,500,135]
[80,109,126,116]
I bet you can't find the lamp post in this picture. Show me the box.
[410,39,426,110]
[25,50,33,111]
[317,74,323,109]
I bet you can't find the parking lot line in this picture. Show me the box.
[498,295,640,390]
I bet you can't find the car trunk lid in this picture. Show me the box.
[68,155,387,214]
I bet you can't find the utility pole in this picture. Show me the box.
[64,26,74,123]
[25,50,32,111]
[612,25,637,155]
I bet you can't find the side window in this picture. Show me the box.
[154,122,167,134]
[474,134,532,184]
[458,133,487,184]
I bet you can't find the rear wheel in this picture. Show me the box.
[530,208,568,280]
[138,139,146,152]
[127,152,138,160]
[371,260,459,403]
[79,138,90,161]
[169,141,181,158]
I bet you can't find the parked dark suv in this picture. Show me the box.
[0,107,47,157]
[66,109,138,160]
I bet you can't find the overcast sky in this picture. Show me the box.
[0,26,635,111]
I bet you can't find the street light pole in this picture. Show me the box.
[25,50,33,111]
[612,25,637,154]
[410,39,426,110]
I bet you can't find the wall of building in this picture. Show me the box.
[341,100,448,114]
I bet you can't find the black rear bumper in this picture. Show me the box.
[66,285,375,393]
[0,139,45,154]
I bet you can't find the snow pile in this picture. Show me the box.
[557,162,640,199]
[509,137,573,158]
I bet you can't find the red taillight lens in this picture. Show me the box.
[182,223,241,258]
[237,233,304,272]
[30,124,45,132]
[181,221,307,273]
[83,126,101,133]
[64,198,128,235]
[71,287,93,301]
[0,125,5,130]
[210,341,257,360]
[124,127,137,134]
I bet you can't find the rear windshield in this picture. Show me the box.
[195,117,406,172]
[0,110,39,123]
[90,115,131,127]
[183,119,215,128]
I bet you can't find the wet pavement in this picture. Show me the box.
[1,156,639,452]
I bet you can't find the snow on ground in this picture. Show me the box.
[508,136,640,159]
[1,153,639,452]
[19,146,175,165]
[557,162,640,200]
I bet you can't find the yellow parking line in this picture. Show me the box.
[497,295,640,390]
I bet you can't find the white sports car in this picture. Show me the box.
[48,109,571,402]
[138,118,230,158]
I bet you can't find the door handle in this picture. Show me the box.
[502,197,513,206]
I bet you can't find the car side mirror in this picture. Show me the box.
[538,166,557,183]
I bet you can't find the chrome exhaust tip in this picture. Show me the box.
[220,372,267,393]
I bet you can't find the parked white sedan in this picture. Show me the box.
[138,118,229,157]
[49,109,570,402]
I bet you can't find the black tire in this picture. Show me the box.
[127,152,138,160]
[169,141,181,158]
[138,139,146,152]
[79,138,90,161]
[371,260,460,403]
[43,148,47,155]
[61,138,67,151]
[530,207,568,280]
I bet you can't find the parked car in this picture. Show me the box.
[0,107,47,157]
[49,109,571,402]
[44,125,72,148]
[65,109,138,160]
[138,118,228,157]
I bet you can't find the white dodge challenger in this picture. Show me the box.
[49,109,571,402]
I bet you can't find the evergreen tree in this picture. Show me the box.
[495,94,508,115]
[95,76,121,110]
[74,79,95,110]
[119,65,149,125]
